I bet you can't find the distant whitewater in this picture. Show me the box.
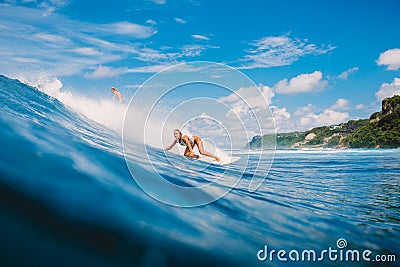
[0,75,399,266]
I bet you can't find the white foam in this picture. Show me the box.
[18,73,127,133]
[16,73,241,158]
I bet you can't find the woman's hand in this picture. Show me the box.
[189,152,199,159]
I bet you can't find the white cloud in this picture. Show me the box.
[331,98,350,110]
[217,84,277,145]
[33,32,70,43]
[180,44,209,57]
[296,107,349,130]
[192,34,209,40]
[211,83,353,143]
[217,84,350,141]
[125,64,174,73]
[270,106,291,133]
[174,17,186,24]
[0,5,158,75]
[146,19,157,25]
[375,77,400,101]
[25,0,70,16]
[83,44,217,78]
[124,84,142,89]
[2,0,70,16]
[355,104,366,110]
[220,84,274,108]
[288,104,349,131]
[104,21,157,38]
[149,0,166,4]
[180,117,232,149]
[134,47,172,62]
[11,56,39,63]
[0,4,215,78]
[377,48,400,70]
[338,67,359,80]
[42,0,69,7]
[240,35,335,69]
[273,71,327,95]
[133,44,213,63]
[160,45,172,50]
[271,106,290,119]
[72,47,103,56]
[85,64,175,78]
[85,65,126,78]
[266,102,350,133]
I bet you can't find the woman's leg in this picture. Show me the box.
[184,146,198,158]
[184,147,190,157]
[195,137,220,161]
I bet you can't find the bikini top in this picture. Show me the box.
[178,135,194,147]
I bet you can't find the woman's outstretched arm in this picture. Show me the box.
[164,139,177,151]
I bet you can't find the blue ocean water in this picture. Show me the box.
[0,75,399,266]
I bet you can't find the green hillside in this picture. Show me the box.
[342,95,400,148]
[247,95,400,149]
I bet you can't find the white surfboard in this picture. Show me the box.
[196,155,241,166]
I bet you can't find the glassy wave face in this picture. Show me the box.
[0,75,399,267]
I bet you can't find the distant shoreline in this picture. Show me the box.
[247,95,400,150]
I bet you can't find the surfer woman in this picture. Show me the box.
[110,87,123,103]
[164,129,221,162]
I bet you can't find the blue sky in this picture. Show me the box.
[1,0,400,133]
